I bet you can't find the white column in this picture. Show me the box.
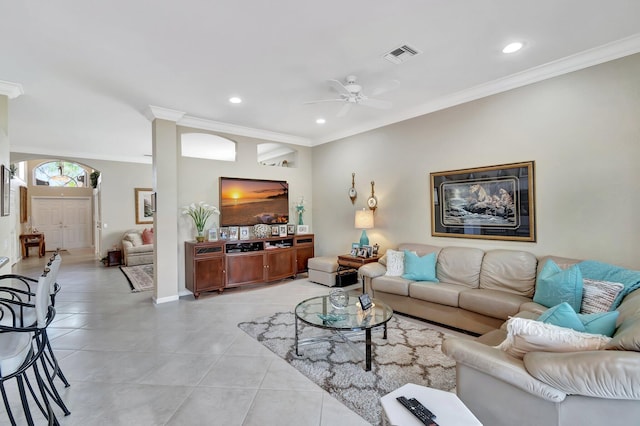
[0,80,23,275]
[147,106,184,304]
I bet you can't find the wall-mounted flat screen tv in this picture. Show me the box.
[220,177,289,226]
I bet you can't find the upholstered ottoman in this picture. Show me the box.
[308,256,339,287]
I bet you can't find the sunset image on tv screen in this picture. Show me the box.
[220,178,289,226]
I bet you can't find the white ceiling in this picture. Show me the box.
[2,1,640,164]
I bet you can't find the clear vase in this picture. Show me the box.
[196,229,205,243]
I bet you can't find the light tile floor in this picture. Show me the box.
[4,250,371,425]
[5,249,469,425]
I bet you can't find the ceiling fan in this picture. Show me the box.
[305,75,399,117]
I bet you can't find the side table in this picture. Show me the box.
[337,254,380,293]
[380,383,482,426]
[105,249,122,267]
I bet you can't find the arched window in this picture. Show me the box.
[34,161,88,187]
[181,133,236,161]
[257,142,297,167]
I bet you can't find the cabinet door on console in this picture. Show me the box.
[194,257,225,294]
[266,249,296,281]
[226,253,266,287]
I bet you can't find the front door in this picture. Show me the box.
[32,197,92,250]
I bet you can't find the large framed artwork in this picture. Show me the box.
[430,161,535,242]
[134,188,153,224]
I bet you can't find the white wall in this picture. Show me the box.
[311,54,640,269]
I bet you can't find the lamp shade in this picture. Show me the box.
[355,209,374,229]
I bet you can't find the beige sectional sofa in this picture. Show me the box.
[121,229,154,266]
[359,243,640,426]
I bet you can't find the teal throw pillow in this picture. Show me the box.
[577,311,619,337]
[537,302,619,337]
[533,260,583,311]
[537,302,585,332]
[402,251,439,282]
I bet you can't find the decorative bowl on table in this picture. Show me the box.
[329,288,349,309]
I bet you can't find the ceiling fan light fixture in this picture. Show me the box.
[229,96,242,104]
[502,42,523,54]
[315,118,326,124]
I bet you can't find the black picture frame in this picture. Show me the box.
[430,161,535,242]
[359,293,372,310]
[1,165,9,217]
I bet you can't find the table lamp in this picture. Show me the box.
[355,208,374,247]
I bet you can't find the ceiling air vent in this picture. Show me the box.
[383,44,421,64]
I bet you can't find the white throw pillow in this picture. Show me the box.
[496,317,611,359]
[580,279,624,314]
[384,249,405,276]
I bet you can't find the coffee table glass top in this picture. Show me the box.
[295,295,393,331]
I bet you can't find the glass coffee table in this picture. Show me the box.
[294,294,394,371]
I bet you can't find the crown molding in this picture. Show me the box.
[179,116,312,146]
[314,33,640,145]
[0,80,24,99]
[145,105,186,122]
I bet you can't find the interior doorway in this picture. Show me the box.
[31,197,92,250]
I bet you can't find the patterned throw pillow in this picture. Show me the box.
[580,279,624,314]
[384,249,405,277]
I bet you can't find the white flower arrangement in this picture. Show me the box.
[182,202,220,233]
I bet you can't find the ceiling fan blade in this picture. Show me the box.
[303,98,346,105]
[358,98,392,109]
[337,102,352,117]
[328,79,352,96]
[370,79,400,96]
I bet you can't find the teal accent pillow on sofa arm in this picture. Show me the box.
[537,302,619,336]
[402,251,439,282]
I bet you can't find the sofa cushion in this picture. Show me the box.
[580,279,624,314]
[126,244,153,254]
[496,317,611,359]
[533,260,583,311]
[124,232,143,247]
[384,249,405,276]
[409,281,466,307]
[397,243,441,258]
[371,276,411,297]
[459,288,530,320]
[479,250,537,297]
[606,317,640,351]
[436,246,484,288]
[578,311,619,337]
[402,251,438,282]
[524,350,640,400]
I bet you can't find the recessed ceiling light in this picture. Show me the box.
[316,118,326,124]
[229,96,242,104]
[502,42,523,54]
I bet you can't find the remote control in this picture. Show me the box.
[396,396,439,425]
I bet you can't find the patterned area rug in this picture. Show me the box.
[238,312,456,425]
[119,264,154,292]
